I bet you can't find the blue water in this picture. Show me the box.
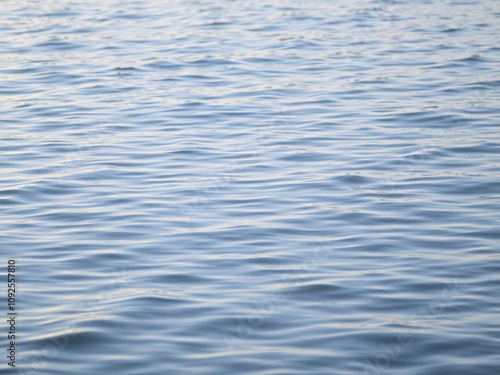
[1,0,500,374]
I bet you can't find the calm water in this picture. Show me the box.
[1,0,500,374]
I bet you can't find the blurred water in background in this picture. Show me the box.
[1,0,500,374]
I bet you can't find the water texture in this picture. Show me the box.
[1,0,500,374]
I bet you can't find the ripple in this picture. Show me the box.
[2,0,500,374]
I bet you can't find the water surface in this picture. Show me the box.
[1,0,500,374]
